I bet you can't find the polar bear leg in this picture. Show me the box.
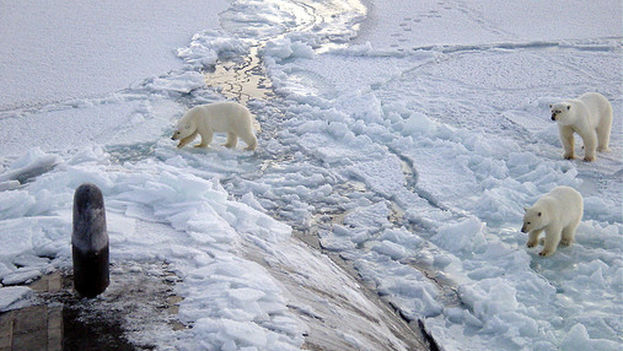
[580,130,597,162]
[560,226,575,246]
[559,126,575,160]
[223,132,238,148]
[560,218,580,246]
[596,113,612,152]
[178,131,198,148]
[240,131,257,151]
[540,225,561,257]
[195,131,213,148]
[527,229,542,248]
[244,137,257,151]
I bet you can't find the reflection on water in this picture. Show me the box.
[219,0,366,42]
[206,0,367,104]
[205,46,274,104]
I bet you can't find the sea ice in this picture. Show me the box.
[0,286,33,312]
[0,0,621,350]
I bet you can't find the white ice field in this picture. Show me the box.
[1,1,622,350]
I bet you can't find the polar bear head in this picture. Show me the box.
[521,206,547,233]
[549,102,573,124]
[171,118,196,141]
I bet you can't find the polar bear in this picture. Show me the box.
[550,92,612,162]
[171,101,257,151]
[521,186,583,257]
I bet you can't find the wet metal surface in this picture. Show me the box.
[0,262,183,351]
[0,305,62,351]
[1,272,63,351]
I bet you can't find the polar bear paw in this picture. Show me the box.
[560,238,574,246]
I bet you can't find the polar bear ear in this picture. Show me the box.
[523,206,528,212]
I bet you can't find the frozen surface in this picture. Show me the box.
[356,0,622,50]
[0,0,229,110]
[0,286,34,312]
[0,0,622,350]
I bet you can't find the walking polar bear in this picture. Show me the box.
[550,92,612,162]
[521,186,583,257]
[171,101,258,151]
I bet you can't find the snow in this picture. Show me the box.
[355,0,622,50]
[177,30,249,69]
[560,323,622,351]
[0,286,34,312]
[0,0,230,110]
[1,0,622,350]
